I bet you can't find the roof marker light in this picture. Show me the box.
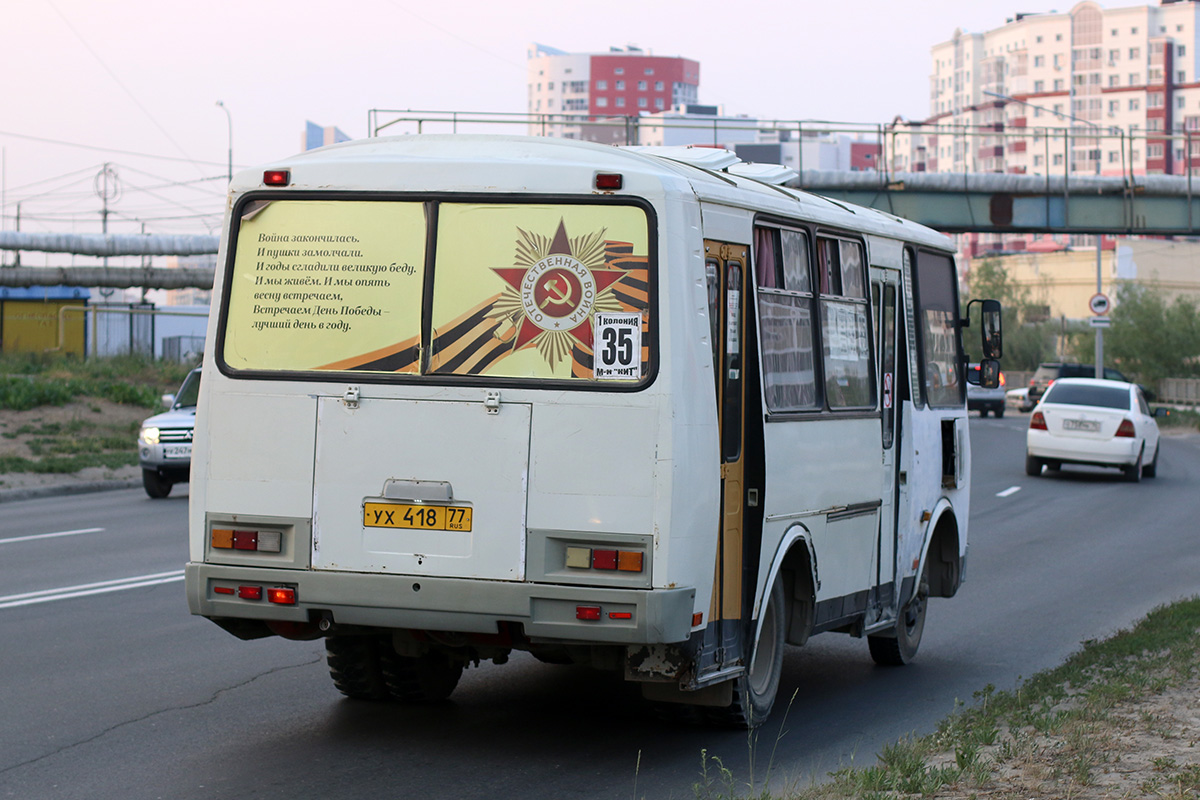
[595,173,623,191]
[263,169,291,186]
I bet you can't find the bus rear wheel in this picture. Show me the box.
[869,565,929,666]
[707,578,785,728]
[326,635,462,702]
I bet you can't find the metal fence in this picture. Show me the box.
[1158,378,1200,406]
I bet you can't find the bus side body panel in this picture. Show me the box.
[759,419,882,609]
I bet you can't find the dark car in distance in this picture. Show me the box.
[1020,362,1129,412]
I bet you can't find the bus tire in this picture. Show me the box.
[869,563,929,666]
[707,578,785,728]
[382,650,463,702]
[142,469,172,499]
[325,635,390,700]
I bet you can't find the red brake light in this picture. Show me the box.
[1116,419,1136,437]
[998,371,1006,388]
[238,585,263,600]
[267,587,296,605]
[263,169,290,186]
[576,605,602,621]
[232,530,258,550]
[592,549,618,570]
[1030,412,1048,430]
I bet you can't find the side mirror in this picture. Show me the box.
[963,299,1003,360]
[980,299,1002,360]
[161,393,176,409]
[977,359,1001,389]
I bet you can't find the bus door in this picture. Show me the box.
[705,240,752,669]
[872,272,902,618]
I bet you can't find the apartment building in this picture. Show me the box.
[526,43,700,141]
[887,0,1200,258]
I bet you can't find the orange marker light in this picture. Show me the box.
[211,529,234,549]
[617,551,643,572]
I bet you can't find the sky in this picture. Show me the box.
[1,0,1105,247]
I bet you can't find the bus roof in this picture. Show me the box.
[238,134,954,253]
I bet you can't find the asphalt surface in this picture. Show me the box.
[2,415,1199,799]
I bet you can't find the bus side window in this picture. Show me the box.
[706,257,721,400]
[914,251,964,408]
[817,237,874,410]
[723,262,743,462]
[755,226,820,412]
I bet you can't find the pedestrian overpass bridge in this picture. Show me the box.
[796,170,1200,237]
[2,164,1199,289]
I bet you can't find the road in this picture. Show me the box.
[2,417,1199,799]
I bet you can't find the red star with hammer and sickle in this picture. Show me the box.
[492,220,625,352]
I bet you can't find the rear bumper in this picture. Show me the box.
[186,563,696,645]
[1027,431,1139,466]
[967,397,1005,411]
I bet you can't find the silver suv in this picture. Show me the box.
[138,368,199,498]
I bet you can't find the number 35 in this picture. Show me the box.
[600,326,634,366]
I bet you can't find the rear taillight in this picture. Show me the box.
[1116,419,1136,438]
[998,371,1006,388]
[1030,412,1048,430]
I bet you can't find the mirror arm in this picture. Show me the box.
[961,298,983,328]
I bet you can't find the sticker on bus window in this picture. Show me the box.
[593,312,642,380]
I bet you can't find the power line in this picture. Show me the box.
[45,0,210,177]
[0,129,228,169]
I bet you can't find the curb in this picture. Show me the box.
[0,478,142,505]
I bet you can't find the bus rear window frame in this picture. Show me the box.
[213,190,660,394]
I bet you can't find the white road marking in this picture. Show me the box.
[997,486,1022,498]
[0,570,185,609]
[0,527,104,546]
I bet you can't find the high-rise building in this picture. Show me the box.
[890,0,1200,256]
[303,121,351,151]
[898,0,1200,178]
[526,44,700,141]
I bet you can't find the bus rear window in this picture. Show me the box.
[221,199,653,385]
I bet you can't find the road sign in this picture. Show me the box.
[1090,316,1111,328]
[1089,292,1111,316]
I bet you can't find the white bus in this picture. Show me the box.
[186,135,1001,727]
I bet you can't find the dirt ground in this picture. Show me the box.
[0,399,147,491]
[923,679,1200,798]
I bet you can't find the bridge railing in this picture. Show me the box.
[366,109,1200,188]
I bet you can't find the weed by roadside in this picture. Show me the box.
[679,598,1200,800]
[0,354,188,476]
[0,353,191,411]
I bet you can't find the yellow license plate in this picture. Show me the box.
[363,502,473,532]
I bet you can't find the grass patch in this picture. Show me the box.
[0,354,191,411]
[687,598,1200,799]
[1158,406,1200,430]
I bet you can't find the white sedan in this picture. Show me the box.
[1026,378,1163,482]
